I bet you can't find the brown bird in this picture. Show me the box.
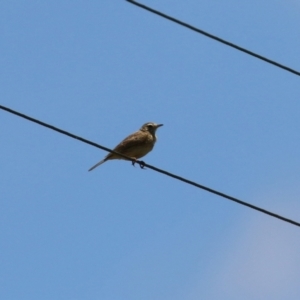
[88,122,163,171]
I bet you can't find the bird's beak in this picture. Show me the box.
[156,124,163,128]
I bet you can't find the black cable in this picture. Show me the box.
[126,0,300,77]
[1,104,300,227]
[0,105,133,162]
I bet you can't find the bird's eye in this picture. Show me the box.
[147,124,153,129]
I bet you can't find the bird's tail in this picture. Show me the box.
[88,159,106,171]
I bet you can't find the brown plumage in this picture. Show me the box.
[88,122,163,171]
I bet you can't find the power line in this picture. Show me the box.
[0,105,133,162]
[126,0,300,77]
[1,104,300,228]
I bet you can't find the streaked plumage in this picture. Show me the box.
[88,122,163,171]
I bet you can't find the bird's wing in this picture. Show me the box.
[107,131,150,159]
[88,131,153,171]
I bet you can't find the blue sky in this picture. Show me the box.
[1,1,300,299]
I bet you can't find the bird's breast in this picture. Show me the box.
[133,134,155,158]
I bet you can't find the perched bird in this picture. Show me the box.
[88,122,163,171]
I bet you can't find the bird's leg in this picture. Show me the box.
[131,157,137,167]
[139,161,146,169]
[131,158,146,169]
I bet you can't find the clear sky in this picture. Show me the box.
[1,1,300,299]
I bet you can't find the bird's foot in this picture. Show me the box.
[138,160,146,169]
[131,159,146,169]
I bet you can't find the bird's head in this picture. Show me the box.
[140,122,163,135]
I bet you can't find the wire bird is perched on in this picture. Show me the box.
[88,122,163,171]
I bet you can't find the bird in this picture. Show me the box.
[88,122,163,171]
